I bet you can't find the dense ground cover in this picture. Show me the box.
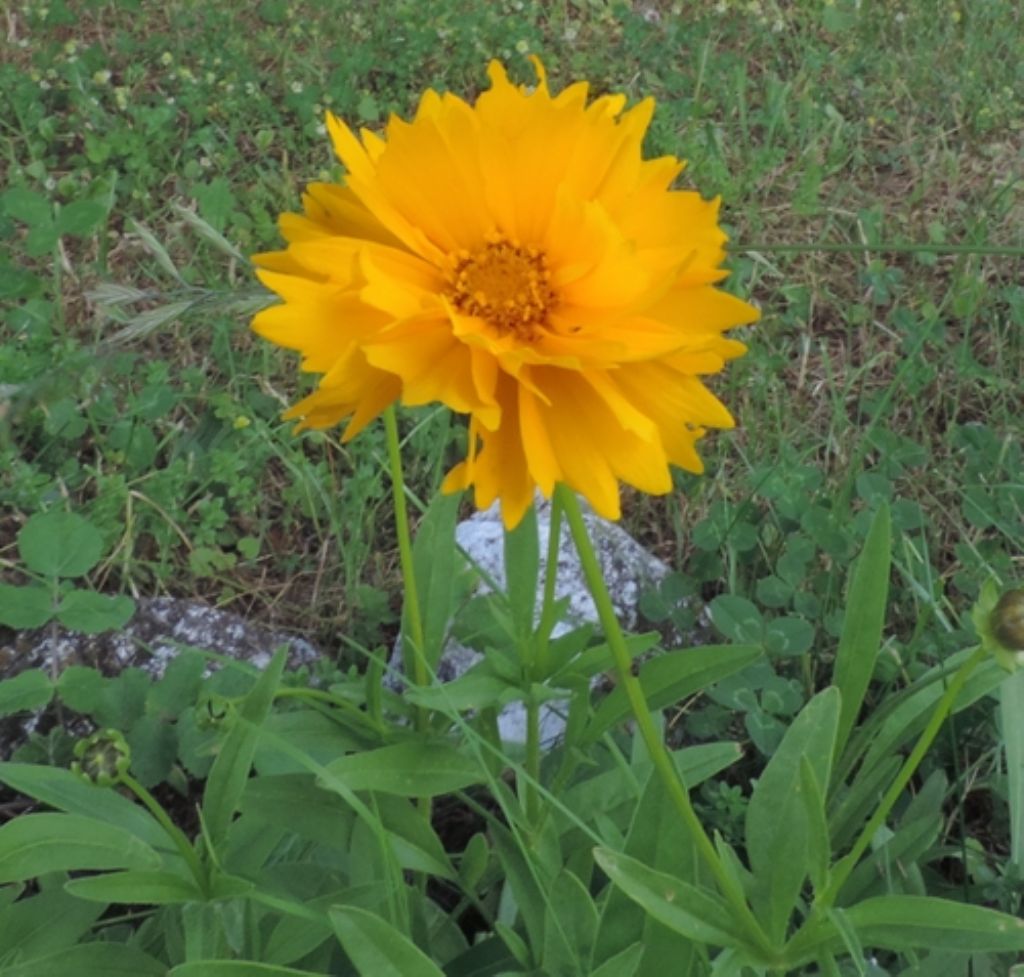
[0,1,1022,974]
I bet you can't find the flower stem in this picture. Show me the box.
[120,772,206,892]
[817,644,987,908]
[383,406,428,729]
[556,485,773,956]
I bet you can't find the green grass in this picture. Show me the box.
[1,0,1021,699]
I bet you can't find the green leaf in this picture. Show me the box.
[764,615,814,658]
[330,905,446,977]
[65,868,203,904]
[126,713,179,787]
[0,886,103,961]
[745,686,840,942]
[322,740,484,797]
[542,869,598,975]
[172,964,325,977]
[407,491,464,670]
[799,755,831,896]
[586,644,762,743]
[591,943,644,977]
[0,762,168,849]
[504,503,539,641]
[0,813,161,883]
[2,942,166,977]
[57,198,108,237]
[833,504,891,760]
[594,847,749,949]
[18,511,104,578]
[202,648,286,846]
[2,187,52,224]
[1001,669,1024,871]
[792,896,1024,959]
[241,774,356,850]
[709,595,764,643]
[0,670,53,716]
[56,590,135,633]
[0,583,53,629]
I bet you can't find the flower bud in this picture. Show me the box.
[992,588,1024,653]
[72,729,131,787]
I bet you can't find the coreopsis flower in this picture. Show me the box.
[254,59,758,528]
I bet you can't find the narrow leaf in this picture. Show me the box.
[594,847,748,949]
[172,964,324,977]
[202,648,286,846]
[833,504,891,760]
[2,943,166,977]
[586,644,762,742]
[0,813,160,883]
[0,762,168,849]
[745,686,840,942]
[1000,668,1024,870]
[504,503,539,641]
[323,740,483,797]
[330,905,446,977]
[65,869,202,904]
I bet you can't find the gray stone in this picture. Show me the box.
[445,496,674,745]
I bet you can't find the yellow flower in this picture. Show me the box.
[253,59,758,528]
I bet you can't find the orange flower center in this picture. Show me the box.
[447,237,555,339]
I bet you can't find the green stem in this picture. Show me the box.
[818,645,987,908]
[731,242,1024,257]
[120,773,206,892]
[556,486,774,958]
[524,495,564,825]
[383,406,428,725]
[534,494,564,679]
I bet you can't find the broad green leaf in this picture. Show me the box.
[322,740,484,796]
[202,648,286,846]
[407,491,464,670]
[504,503,539,641]
[585,644,762,743]
[172,964,325,977]
[0,886,103,960]
[126,713,179,787]
[1001,668,1024,870]
[57,198,108,237]
[594,847,748,949]
[0,670,52,716]
[2,187,52,224]
[330,905,446,977]
[833,504,891,760]
[2,942,166,977]
[0,762,168,849]
[18,511,103,578]
[254,707,369,775]
[0,813,161,882]
[56,590,135,633]
[745,686,840,942]
[0,583,53,629]
[376,794,456,880]
[65,869,202,904]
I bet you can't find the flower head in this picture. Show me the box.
[254,59,758,527]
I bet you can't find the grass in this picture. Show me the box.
[1,0,1021,704]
